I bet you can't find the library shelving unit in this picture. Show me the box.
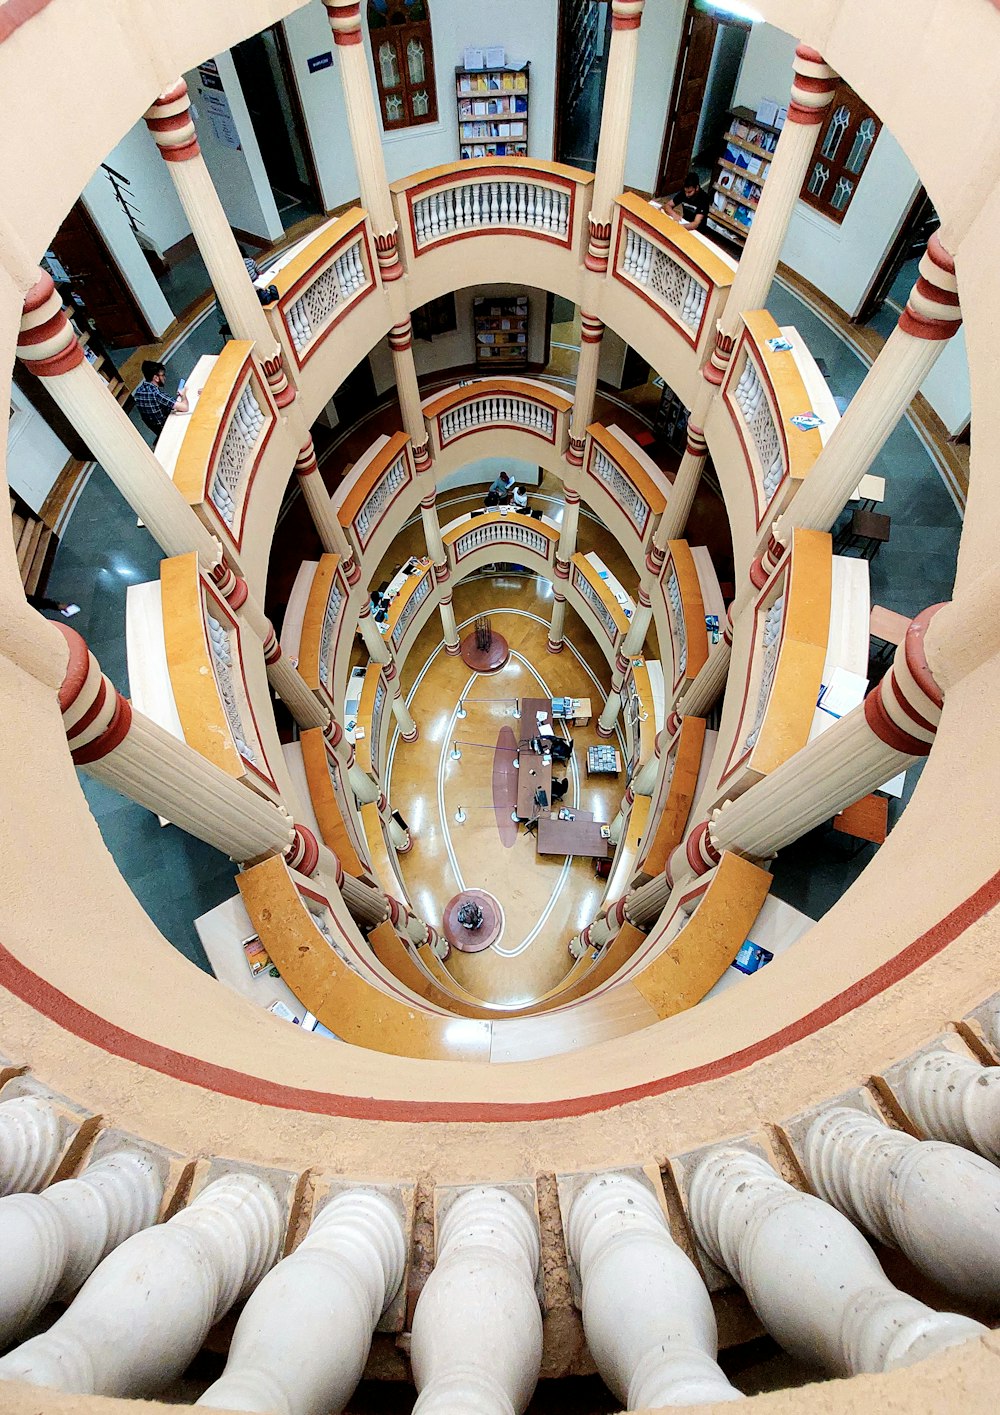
[456,62,529,160]
[473,295,528,369]
[708,105,782,246]
[563,0,601,116]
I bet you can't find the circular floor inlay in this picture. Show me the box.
[460,629,510,673]
[442,889,505,952]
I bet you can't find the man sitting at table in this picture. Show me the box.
[488,470,513,502]
[551,776,569,803]
[550,737,573,764]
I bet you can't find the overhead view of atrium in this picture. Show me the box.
[2,0,1000,1410]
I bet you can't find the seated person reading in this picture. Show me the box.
[550,737,573,763]
[658,172,709,231]
[489,470,514,502]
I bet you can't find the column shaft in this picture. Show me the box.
[586,3,646,273]
[568,315,605,463]
[295,440,352,557]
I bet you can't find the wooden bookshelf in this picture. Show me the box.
[456,62,529,160]
[708,105,781,247]
[473,294,528,369]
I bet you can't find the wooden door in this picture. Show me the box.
[50,202,153,349]
[656,3,717,196]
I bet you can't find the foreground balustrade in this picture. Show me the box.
[895,1048,1000,1165]
[0,1095,65,1198]
[801,1106,1000,1304]
[199,1189,406,1415]
[566,1172,740,1407]
[0,1172,283,1396]
[0,1148,163,1347]
[424,380,572,469]
[411,1187,542,1414]
[687,1146,986,1376]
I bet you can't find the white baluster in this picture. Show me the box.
[0,1173,283,1397]
[459,184,471,229]
[444,187,455,232]
[489,183,500,224]
[498,183,509,224]
[896,1048,1000,1165]
[640,237,653,285]
[0,1149,163,1348]
[410,1188,541,1415]
[687,1146,986,1377]
[414,200,427,246]
[623,227,636,275]
[198,1189,405,1415]
[802,1106,1000,1304]
[559,192,570,235]
[0,1095,64,1198]
[516,183,526,225]
[525,184,536,229]
[566,1173,740,1408]
[471,183,481,226]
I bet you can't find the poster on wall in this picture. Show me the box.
[196,58,241,149]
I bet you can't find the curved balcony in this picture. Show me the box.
[582,422,667,573]
[332,432,417,581]
[636,716,708,881]
[281,553,349,715]
[602,193,737,407]
[424,378,572,481]
[295,727,372,881]
[441,507,559,579]
[567,551,630,653]
[391,158,595,308]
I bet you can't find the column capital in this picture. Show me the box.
[323,0,363,45]
[702,329,736,386]
[209,560,248,611]
[686,819,721,877]
[413,442,433,474]
[585,217,613,274]
[388,318,413,351]
[863,604,945,756]
[685,421,707,457]
[261,623,282,666]
[17,272,85,378]
[294,440,319,477]
[567,433,586,467]
[898,235,962,341]
[723,603,734,647]
[787,45,839,126]
[580,312,605,344]
[56,625,133,765]
[374,228,404,282]
[611,0,645,30]
[144,79,200,162]
[554,557,571,580]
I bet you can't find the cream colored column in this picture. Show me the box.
[623,869,673,927]
[340,865,392,928]
[585,2,646,274]
[676,607,944,883]
[548,488,581,653]
[389,318,432,472]
[598,644,630,737]
[383,661,418,742]
[546,584,568,655]
[754,238,963,584]
[57,624,321,874]
[633,727,663,796]
[678,609,733,718]
[438,585,461,656]
[659,46,838,544]
[322,1,403,283]
[621,584,653,658]
[143,83,294,408]
[567,314,605,465]
[357,602,392,665]
[17,275,220,568]
[294,438,353,558]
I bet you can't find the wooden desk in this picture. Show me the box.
[537,809,610,859]
[587,745,622,776]
[517,696,554,818]
[869,604,909,646]
[554,696,592,726]
[833,793,889,844]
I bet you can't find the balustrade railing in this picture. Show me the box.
[334,433,415,568]
[392,160,591,260]
[584,424,666,547]
[724,310,825,530]
[265,210,376,370]
[611,194,736,355]
[570,553,628,647]
[445,511,557,568]
[172,342,275,555]
[388,566,433,654]
[441,394,553,444]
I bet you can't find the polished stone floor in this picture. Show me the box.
[39,272,965,973]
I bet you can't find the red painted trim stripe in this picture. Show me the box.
[0,0,54,43]
[1,864,999,1122]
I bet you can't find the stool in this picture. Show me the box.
[833,794,889,853]
[838,509,891,561]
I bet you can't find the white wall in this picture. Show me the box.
[184,53,283,241]
[80,181,175,338]
[733,21,970,434]
[7,384,70,515]
[624,0,686,194]
[91,123,191,260]
[282,0,557,211]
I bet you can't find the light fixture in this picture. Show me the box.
[698,0,764,21]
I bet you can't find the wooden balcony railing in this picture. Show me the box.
[170,342,276,557]
[264,209,377,371]
[569,552,630,649]
[333,431,414,570]
[718,527,832,791]
[391,159,593,261]
[298,726,372,881]
[295,554,348,714]
[160,552,279,800]
[636,716,707,879]
[355,664,390,780]
[724,309,825,531]
[583,423,667,550]
[663,540,709,699]
[443,509,558,572]
[424,379,572,459]
[386,562,434,656]
[611,194,736,358]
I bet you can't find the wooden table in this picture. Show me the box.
[586,745,622,776]
[554,696,592,726]
[869,604,909,646]
[517,696,553,818]
[833,793,889,845]
[536,808,610,859]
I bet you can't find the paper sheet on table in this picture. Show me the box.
[810,666,867,741]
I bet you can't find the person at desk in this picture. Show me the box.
[657,172,710,231]
[551,776,568,803]
[512,484,528,512]
[134,361,189,436]
[488,470,513,503]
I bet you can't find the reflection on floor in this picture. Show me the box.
[390,575,621,1007]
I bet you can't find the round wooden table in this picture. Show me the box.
[442,890,504,953]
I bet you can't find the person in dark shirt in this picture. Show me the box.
[662,172,710,231]
[134,360,188,436]
[551,776,569,803]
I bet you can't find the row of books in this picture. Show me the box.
[723,143,771,180]
[459,96,528,118]
[717,170,762,204]
[458,70,527,94]
[460,121,526,140]
[711,192,754,228]
[460,142,528,159]
[729,117,779,153]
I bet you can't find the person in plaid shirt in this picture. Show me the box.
[134,360,189,436]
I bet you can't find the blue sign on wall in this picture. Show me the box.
[307,52,334,74]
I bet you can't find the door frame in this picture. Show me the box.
[855,186,936,325]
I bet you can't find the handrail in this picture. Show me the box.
[296,553,346,710]
[623,656,657,774]
[237,857,491,1061]
[298,727,371,880]
[160,552,278,797]
[637,717,707,878]
[664,540,708,697]
[443,509,558,567]
[425,379,572,452]
[171,341,276,554]
[391,157,593,254]
[584,423,667,543]
[720,527,832,787]
[265,208,377,370]
[724,309,824,530]
[569,552,630,646]
[355,664,388,779]
[386,560,434,656]
[612,192,736,351]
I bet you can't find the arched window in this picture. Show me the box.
[801,81,881,224]
[367,0,438,130]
